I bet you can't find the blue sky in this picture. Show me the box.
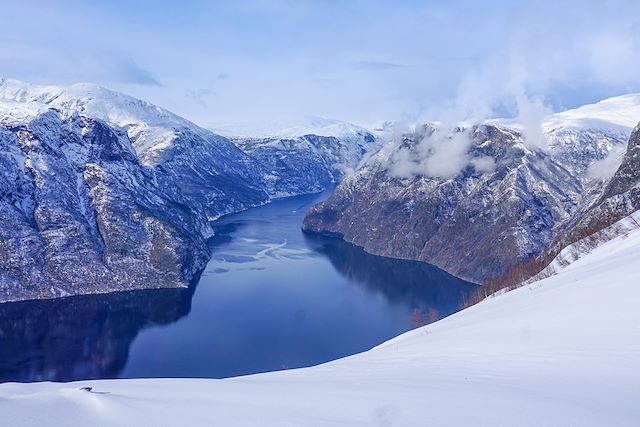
[2,0,640,131]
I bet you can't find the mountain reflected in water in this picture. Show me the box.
[304,233,478,324]
[0,191,478,383]
[0,286,195,382]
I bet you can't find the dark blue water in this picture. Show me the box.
[0,191,477,383]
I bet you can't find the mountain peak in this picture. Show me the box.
[0,78,198,133]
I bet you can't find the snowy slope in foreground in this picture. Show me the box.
[2,219,640,425]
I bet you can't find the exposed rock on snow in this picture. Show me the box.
[528,210,640,282]
[526,121,640,283]
[0,78,270,220]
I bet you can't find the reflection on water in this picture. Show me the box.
[0,286,194,382]
[0,191,478,383]
[304,233,476,320]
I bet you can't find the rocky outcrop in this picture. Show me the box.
[527,210,640,283]
[0,79,270,221]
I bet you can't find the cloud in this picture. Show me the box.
[388,127,476,179]
[587,145,626,180]
[186,88,215,107]
[417,2,640,133]
[513,94,552,150]
[355,61,409,71]
[2,0,640,132]
[381,1,640,180]
[470,156,497,173]
[94,54,161,86]
[0,42,161,86]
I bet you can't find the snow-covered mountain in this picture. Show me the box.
[303,94,640,283]
[0,79,376,302]
[3,211,639,425]
[0,79,270,219]
[0,96,214,302]
[234,129,376,198]
[212,116,378,197]
[528,121,640,282]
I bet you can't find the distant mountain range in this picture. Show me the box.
[234,131,375,198]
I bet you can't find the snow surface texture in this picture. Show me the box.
[2,213,639,426]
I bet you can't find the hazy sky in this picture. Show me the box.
[2,0,640,131]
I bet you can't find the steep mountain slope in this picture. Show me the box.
[234,128,376,198]
[0,80,270,302]
[516,122,640,284]
[528,210,640,282]
[3,213,639,426]
[564,121,640,236]
[0,79,269,220]
[303,95,640,283]
[0,99,212,302]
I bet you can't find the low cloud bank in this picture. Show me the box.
[587,145,627,181]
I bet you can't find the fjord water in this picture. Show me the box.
[0,191,477,382]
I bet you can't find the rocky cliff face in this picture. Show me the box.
[303,96,640,284]
[0,79,270,221]
[0,100,214,302]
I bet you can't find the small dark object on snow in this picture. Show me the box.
[80,387,93,392]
